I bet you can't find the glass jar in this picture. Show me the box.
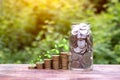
[69,23,93,71]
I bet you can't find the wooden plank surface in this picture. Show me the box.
[0,64,120,80]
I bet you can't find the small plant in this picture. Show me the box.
[38,56,44,63]
[50,48,59,55]
[44,51,52,59]
[57,38,69,52]
[30,38,69,64]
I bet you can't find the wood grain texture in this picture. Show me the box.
[0,64,120,80]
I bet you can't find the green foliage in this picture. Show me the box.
[31,38,69,63]
[0,0,120,64]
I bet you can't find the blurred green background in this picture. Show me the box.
[0,0,120,64]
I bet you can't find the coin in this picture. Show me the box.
[71,61,80,68]
[71,53,79,61]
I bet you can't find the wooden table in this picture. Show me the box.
[0,64,120,80]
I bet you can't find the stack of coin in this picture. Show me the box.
[52,55,60,70]
[60,52,69,70]
[44,59,52,69]
[36,62,44,69]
